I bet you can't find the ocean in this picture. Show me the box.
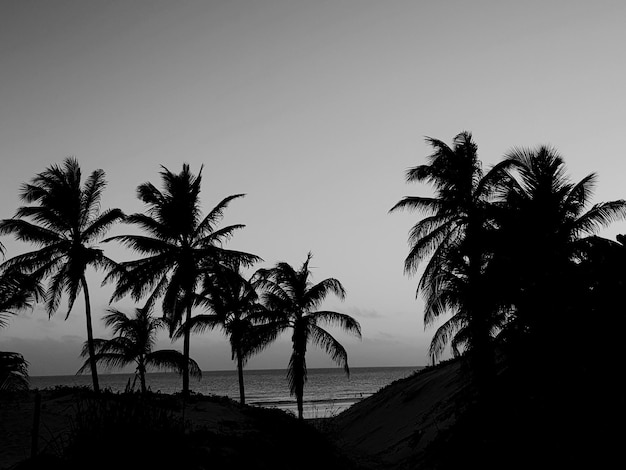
[30,366,419,419]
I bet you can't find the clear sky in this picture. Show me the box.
[2,0,626,375]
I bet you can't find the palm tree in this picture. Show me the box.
[389,132,504,371]
[0,246,42,392]
[182,264,280,404]
[493,147,626,351]
[104,164,260,396]
[0,158,124,393]
[78,307,201,394]
[259,253,361,420]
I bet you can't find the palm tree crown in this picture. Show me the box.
[0,157,124,392]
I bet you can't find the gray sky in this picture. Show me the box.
[2,0,626,375]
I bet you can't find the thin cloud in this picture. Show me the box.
[347,306,384,319]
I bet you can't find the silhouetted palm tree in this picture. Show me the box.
[493,147,626,351]
[78,307,201,394]
[104,164,260,396]
[389,132,504,370]
[0,246,41,392]
[258,253,361,420]
[182,264,280,404]
[0,158,124,392]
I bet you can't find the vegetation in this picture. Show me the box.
[2,130,625,467]
[258,253,362,419]
[0,247,42,391]
[389,132,503,380]
[8,390,359,470]
[0,351,29,391]
[181,263,280,404]
[0,160,357,406]
[392,134,626,370]
[0,158,123,393]
[78,307,201,394]
[103,164,260,396]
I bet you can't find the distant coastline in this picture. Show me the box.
[29,365,421,379]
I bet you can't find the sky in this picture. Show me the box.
[2,0,626,376]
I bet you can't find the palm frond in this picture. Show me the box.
[104,234,175,256]
[573,200,626,236]
[309,310,362,337]
[304,278,346,309]
[77,352,132,374]
[80,168,106,228]
[0,219,64,246]
[177,313,222,338]
[81,208,125,243]
[404,219,455,275]
[240,321,288,363]
[194,194,246,238]
[389,196,443,214]
[309,324,350,375]
[146,350,202,378]
[428,314,465,364]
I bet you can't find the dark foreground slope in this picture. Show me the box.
[3,357,623,470]
[330,360,467,469]
[0,389,357,470]
[330,356,624,469]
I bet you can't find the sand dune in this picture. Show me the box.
[330,359,466,469]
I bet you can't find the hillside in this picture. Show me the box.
[329,355,623,469]
[330,360,467,469]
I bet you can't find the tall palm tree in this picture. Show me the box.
[0,158,124,392]
[78,307,201,394]
[493,147,626,350]
[182,264,280,404]
[259,253,361,420]
[389,132,504,370]
[104,164,260,396]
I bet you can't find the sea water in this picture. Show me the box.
[30,366,419,418]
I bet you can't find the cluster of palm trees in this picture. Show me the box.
[0,158,360,419]
[391,132,626,386]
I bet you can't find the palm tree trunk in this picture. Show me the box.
[291,322,307,420]
[182,304,192,397]
[236,348,245,405]
[81,276,100,393]
[139,360,147,395]
[296,384,304,420]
